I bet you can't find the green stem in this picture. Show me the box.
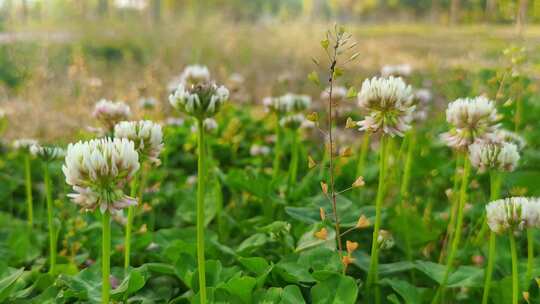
[481,170,502,304]
[196,118,207,303]
[356,132,370,179]
[526,229,534,289]
[288,130,299,190]
[439,153,463,263]
[272,117,282,180]
[24,154,33,227]
[400,128,415,201]
[509,231,519,304]
[102,211,111,304]
[43,163,56,275]
[124,173,138,272]
[482,231,496,304]
[400,129,415,275]
[433,156,471,304]
[367,135,389,302]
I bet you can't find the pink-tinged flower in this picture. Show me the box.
[63,138,140,213]
[440,96,499,150]
[486,197,540,234]
[356,76,415,137]
[469,141,520,173]
[93,99,131,132]
[114,120,163,166]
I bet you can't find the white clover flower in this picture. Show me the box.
[179,65,211,86]
[486,197,540,234]
[381,64,412,77]
[320,86,348,102]
[138,97,157,110]
[203,118,218,133]
[356,76,415,137]
[0,109,6,119]
[30,144,65,162]
[169,82,229,119]
[280,114,306,130]
[164,117,184,127]
[62,138,140,213]
[469,141,520,173]
[440,96,499,150]
[495,130,526,150]
[280,93,311,113]
[93,99,131,132]
[250,144,271,157]
[263,96,289,115]
[414,89,432,104]
[114,121,163,166]
[13,139,39,152]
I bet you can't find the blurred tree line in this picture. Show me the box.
[0,0,538,28]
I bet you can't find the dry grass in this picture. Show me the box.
[1,16,540,141]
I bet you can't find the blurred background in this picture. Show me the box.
[0,0,538,141]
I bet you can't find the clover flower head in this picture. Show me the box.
[114,120,163,166]
[321,86,348,102]
[440,96,499,149]
[13,138,39,152]
[203,118,218,133]
[280,93,311,113]
[469,141,520,173]
[411,89,432,122]
[280,114,306,129]
[93,99,131,131]
[381,64,412,77]
[250,144,271,156]
[30,144,65,162]
[169,82,229,119]
[263,96,289,115]
[486,197,540,234]
[495,130,526,150]
[164,117,184,127]
[356,76,415,137]
[179,65,211,86]
[62,138,140,213]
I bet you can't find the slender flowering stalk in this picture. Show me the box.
[196,118,207,302]
[433,157,472,303]
[280,114,306,190]
[439,153,463,263]
[399,127,415,266]
[13,139,38,227]
[31,144,64,274]
[509,230,519,304]
[356,76,415,303]
[481,170,501,304]
[102,211,111,304]
[355,132,370,182]
[93,99,131,135]
[366,136,389,301]
[169,78,228,303]
[63,138,140,303]
[264,96,288,180]
[526,229,534,289]
[114,120,163,271]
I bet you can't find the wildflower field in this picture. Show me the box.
[1,3,540,304]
